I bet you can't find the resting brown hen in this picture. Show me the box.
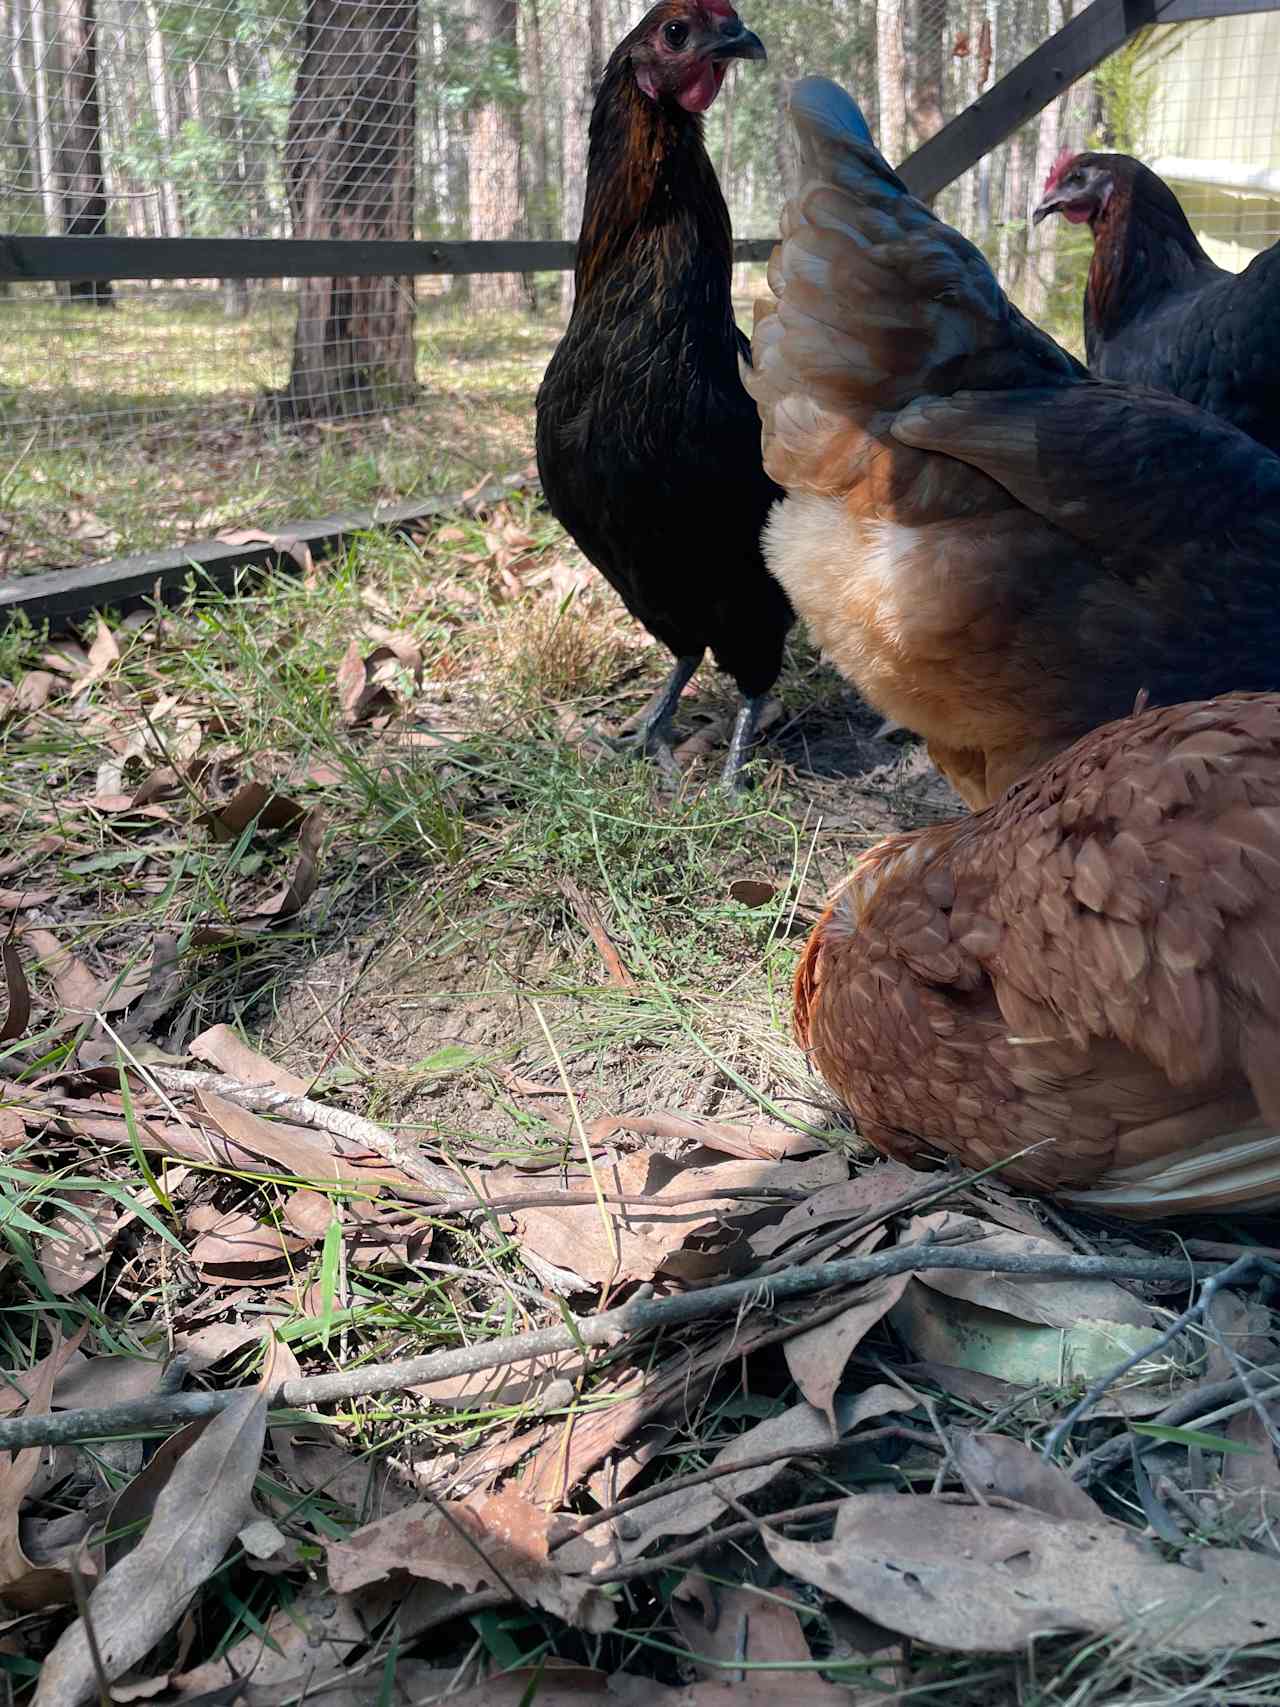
[794,693,1280,1218]
[743,80,1280,810]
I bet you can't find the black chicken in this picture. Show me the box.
[535,0,792,788]
[1034,151,1280,457]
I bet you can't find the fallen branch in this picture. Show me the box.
[0,1244,1216,1451]
[142,1066,467,1198]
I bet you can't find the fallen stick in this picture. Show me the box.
[0,1245,1216,1452]
[143,1066,468,1198]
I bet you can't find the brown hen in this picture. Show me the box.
[744,80,1280,811]
[794,693,1280,1218]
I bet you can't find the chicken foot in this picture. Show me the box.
[721,692,772,792]
[607,651,703,779]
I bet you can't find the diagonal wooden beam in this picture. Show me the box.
[894,0,1275,202]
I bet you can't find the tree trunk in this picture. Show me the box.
[54,0,112,303]
[557,0,601,313]
[143,0,182,236]
[875,0,907,166]
[1024,0,1068,318]
[28,0,60,233]
[8,0,43,226]
[266,0,418,423]
[466,0,524,310]
[908,0,945,148]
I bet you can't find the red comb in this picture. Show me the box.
[1043,147,1078,194]
[702,0,738,15]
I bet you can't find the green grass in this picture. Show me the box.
[0,387,1271,1707]
[0,289,564,573]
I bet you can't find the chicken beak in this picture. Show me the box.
[710,22,766,62]
[1031,192,1062,226]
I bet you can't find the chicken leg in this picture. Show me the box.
[721,692,772,792]
[609,652,703,779]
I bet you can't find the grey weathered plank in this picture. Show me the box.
[0,475,537,630]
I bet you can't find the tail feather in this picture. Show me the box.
[1062,1123,1280,1217]
[744,76,1080,499]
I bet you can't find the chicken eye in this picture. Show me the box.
[663,19,690,47]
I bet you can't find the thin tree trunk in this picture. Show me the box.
[54,0,112,303]
[143,0,181,236]
[266,0,417,422]
[467,0,524,310]
[28,0,59,233]
[875,0,907,166]
[557,0,601,313]
[8,0,41,223]
[1024,0,1068,317]
[908,0,945,149]
[974,3,996,238]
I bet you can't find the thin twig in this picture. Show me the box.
[1070,1363,1280,1487]
[592,1496,850,1586]
[552,1425,941,1550]
[1044,1255,1279,1462]
[1202,1290,1280,1458]
[557,877,635,988]
[144,1066,466,1197]
[0,1245,1222,1452]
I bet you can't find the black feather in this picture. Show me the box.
[534,11,792,704]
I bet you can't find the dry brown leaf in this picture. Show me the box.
[0,1327,86,1609]
[32,1385,267,1707]
[22,928,101,1023]
[189,1025,310,1096]
[195,1090,350,1185]
[905,1213,1156,1330]
[37,1193,130,1295]
[99,1416,213,1573]
[42,641,89,678]
[248,808,324,920]
[596,1110,824,1161]
[199,780,306,842]
[0,1336,85,1418]
[171,1321,276,1371]
[751,1159,924,1260]
[671,1573,847,1699]
[0,937,30,1044]
[951,1432,1104,1522]
[7,671,54,717]
[337,635,423,725]
[187,1204,306,1280]
[214,527,315,579]
[53,1355,166,1411]
[558,878,634,988]
[0,888,56,910]
[784,1275,917,1426]
[327,1487,614,1630]
[72,616,120,691]
[513,1149,845,1289]
[764,1493,1280,1654]
[609,1395,897,1564]
[191,811,325,943]
[170,1581,369,1701]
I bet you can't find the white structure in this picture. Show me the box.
[1144,12,1280,271]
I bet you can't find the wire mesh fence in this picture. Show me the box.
[1,0,1278,573]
